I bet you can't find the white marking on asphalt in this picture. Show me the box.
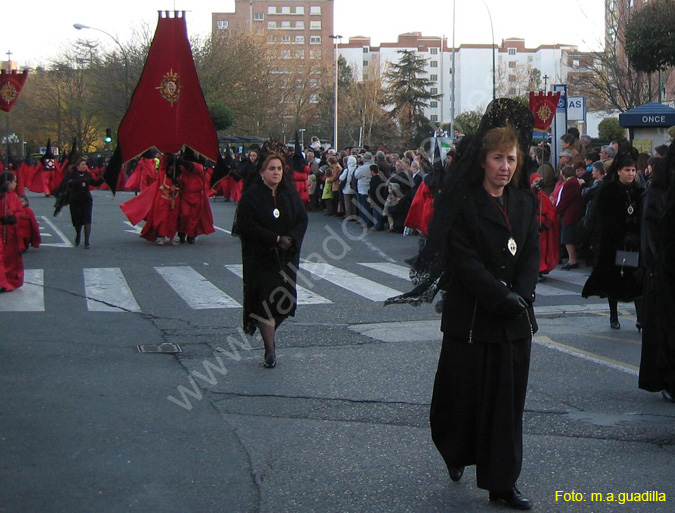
[38,216,73,247]
[225,264,332,305]
[0,269,44,312]
[300,262,402,301]
[156,266,241,309]
[213,225,232,235]
[358,262,410,280]
[84,268,141,312]
[361,239,397,263]
[123,221,142,234]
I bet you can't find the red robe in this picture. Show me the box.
[17,204,41,252]
[120,170,180,242]
[404,181,434,236]
[178,162,215,237]
[0,190,25,290]
[536,190,559,273]
[293,165,310,205]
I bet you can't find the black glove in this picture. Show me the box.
[277,235,292,251]
[538,225,547,232]
[0,214,17,225]
[497,291,528,318]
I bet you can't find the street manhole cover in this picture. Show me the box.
[137,343,182,354]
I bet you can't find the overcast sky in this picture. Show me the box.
[3,0,605,67]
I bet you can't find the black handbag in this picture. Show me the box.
[615,248,639,268]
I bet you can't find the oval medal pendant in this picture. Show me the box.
[507,237,518,256]
[627,205,634,215]
[273,208,280,219]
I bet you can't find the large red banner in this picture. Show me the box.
[0,70,29,113]
[117,11,219,162]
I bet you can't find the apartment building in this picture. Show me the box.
[212,0,335,63]
[339,33,576,124]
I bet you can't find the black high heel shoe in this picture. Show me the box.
[263,352,276,368]
[489,487,532,510]
[448,465,464,482]
[610,317,620,330]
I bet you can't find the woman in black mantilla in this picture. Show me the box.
[387,99,539,510]
[581,150,643,330]
[54,156,104,248]
[237,152,308,368]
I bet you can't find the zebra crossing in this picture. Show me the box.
[0,262,588,313]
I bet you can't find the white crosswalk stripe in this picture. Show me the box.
[0,264,592,313]
[155,266,241,309]
[0,269,44,312]
[301,261,403,302]
[225,264,332,305]
[84,268,141,312]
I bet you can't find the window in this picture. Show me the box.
[310,94,319,103]
[268,35,277,43]
[310,21,322,30]
[527,56,533,62]
[281,50,291,59]
[295,35,305,44]
[508,48,516,55]
[281,6,291,14]
[295,6,305,14]
[509,74,517,82]
[430,115,438,121]
[363,60,369,67]
[281,21,291,29]
[310,36,321,44]
[295,21,305,29]
[430,60,438,67]
[310,6,321,15]
[254,13,264,21]
[430,48,438,54]
[295,50,305,59]
[268,21,277,29]
[310,49,322,59]
[282,35,291,43]
[430,74,438,82]
[216,20,228,29]
[431,87,438,94]
[573,59,580,67]
[430,101,438,107]
[268,6,276,14]
[509,87,516,95]
[363,47,369,53]
[508,61,516,69]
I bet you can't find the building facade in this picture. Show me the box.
[212,0,335,63]
[338,33,576,125]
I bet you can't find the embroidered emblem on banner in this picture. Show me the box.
[0,82,18,104]
[157,69,181,104]
[536,104,553,125]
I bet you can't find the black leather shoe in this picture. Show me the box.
[662,390,675,403]
[560,262,579,270]
[263,353,276,369]
[610,318,620,329]
[489,487,532,510]
[448,466,464,482]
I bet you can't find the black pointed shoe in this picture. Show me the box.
[263,352,276,369]
[448,466,465,482]
[610,317,621,329]
[489,487,532,510]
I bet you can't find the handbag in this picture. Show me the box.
[615,248,639,268]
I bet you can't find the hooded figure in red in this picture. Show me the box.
[530,173,559,275]
[0,172,24,290]
[290,136,309,206]
[177,148,215,243]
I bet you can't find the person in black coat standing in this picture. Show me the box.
[237,152,308,368]
[582,151,643,329]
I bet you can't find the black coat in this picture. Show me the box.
[237,180,308,335]
[582,180,643,302]
[431,183,540,491]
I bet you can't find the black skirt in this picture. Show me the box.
[69,200,93,226]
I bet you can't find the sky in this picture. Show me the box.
[4,0,605,67]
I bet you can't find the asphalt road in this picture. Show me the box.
[1,190,674,513]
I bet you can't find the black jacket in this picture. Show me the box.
[441,184,540,343]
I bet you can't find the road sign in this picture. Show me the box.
[567,96,586,122]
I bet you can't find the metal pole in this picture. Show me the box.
[482,1,496,100]
[450,0,456,137]
[329,35,342,151]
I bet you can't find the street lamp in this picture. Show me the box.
[329,35,342,151]
[73,23,130,106]
[298,128,306,149]
[481,1,496,100]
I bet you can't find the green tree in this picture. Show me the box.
[208,102,235,131]
[597,117,626,142]
[384,50,441,150]
[453,109,483,136]
[625,0,675,73]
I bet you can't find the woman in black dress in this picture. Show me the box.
[582,151,643,329]
[236,152,308,368]
[387,99,539,510]
[56,157,104,248]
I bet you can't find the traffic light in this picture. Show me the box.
[104,128,112,144]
